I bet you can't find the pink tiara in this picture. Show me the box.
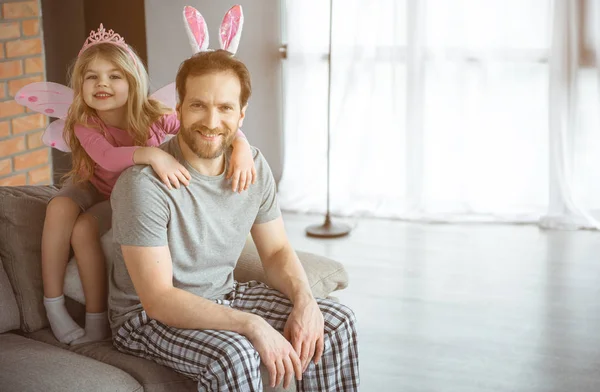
[78,24,137,65]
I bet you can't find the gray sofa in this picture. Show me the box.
[0,185,350,392]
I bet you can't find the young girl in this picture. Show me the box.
[41,25,256,345]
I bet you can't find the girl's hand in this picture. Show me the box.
[150,149,191,190]
[227,137,256,193]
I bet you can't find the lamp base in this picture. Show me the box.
[306,215,351,238]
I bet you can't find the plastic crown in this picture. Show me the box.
[78,23,132,58]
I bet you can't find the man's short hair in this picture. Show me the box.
[176,50,252,108]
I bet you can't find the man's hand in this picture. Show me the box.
[246,317,303,389]
[284,297,325,372]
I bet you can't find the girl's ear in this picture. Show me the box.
[183,6,209,53]
[219,5,244,54]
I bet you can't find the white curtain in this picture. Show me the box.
[278,0,600,229]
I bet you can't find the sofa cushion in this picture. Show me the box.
[0,185,58,332]
[0,333,142,392]
[65,231,349,304]
[0,256,20,333]
[27,328,197,392]
[28,328,296,392]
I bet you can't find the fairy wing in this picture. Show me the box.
[15,82,74,119]
[14,82,73,152]
[42,119,70,152]
[150,82,177,110]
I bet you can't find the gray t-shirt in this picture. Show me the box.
[108,136,281,332]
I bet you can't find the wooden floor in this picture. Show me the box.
[282,212,600,392]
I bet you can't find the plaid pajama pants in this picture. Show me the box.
[113,281,360,392]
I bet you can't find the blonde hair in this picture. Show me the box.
[63,43,171,183]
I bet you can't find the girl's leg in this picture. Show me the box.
[70,211,110,344]
[41,196,85,343]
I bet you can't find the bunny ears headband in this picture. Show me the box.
[183,5,244,55]
[78,5,244,62]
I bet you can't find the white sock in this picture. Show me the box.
[70,311,110,345]
[43,295,85,344]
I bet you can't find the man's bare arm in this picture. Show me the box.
[121,243,303,386]
[121,244,256,332]
[250,216,325,371]
[250,216,313,304]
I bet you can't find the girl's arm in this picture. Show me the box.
[75,125,190,188]
[74,125,138,172]
[161,112,180,136]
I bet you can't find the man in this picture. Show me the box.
[108,49,359,391]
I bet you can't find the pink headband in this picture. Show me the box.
[78,24,138,67]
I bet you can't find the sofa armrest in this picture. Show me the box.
[234,237,348,299]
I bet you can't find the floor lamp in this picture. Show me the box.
[306,0,352,238]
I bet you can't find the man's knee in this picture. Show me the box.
[320,300,357,333]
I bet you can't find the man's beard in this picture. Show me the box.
[180,121,236,160]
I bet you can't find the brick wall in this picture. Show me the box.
[0,0,51,186]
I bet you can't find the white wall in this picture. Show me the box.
[144,0,284,182]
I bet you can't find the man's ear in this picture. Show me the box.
[176,104,182,122]
[238,104,248,128]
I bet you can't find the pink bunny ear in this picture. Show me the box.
[183,6,209,53]
[150,82,177,109]
[42,119,71,152]
[15,82,74,119]
[219,5,244,54]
